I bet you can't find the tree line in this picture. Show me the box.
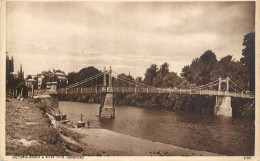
[60,32,255,117]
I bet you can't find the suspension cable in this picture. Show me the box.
[194,82,219,90]
[229,80,247,93]
[67,72,103,89]
[111,74,148,88]
[112,71,149,87]
[193,80,219,89]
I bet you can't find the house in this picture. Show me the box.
[37,69,68,89]
[25,78,35,88]
[54,71,68,84]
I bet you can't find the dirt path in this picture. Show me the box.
[71,128,222,156]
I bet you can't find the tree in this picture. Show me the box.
[240,32,255,92]
[135,77,143,84]
[68,72,78,85]
[143,64,158,86]
[114,73,135,87]
[76,66,103,87]
[210,55,248,91]
[181,50,217,85]
[159,62,169,76]
[26,75,32,79]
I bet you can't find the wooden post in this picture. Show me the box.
[113,92,115,118]
[81,113,83,122]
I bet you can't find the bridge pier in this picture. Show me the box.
[214,96,232,117]
[214,77,232,117]
[99,93,115,119]
[99,66,115,119]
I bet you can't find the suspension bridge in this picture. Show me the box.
[30,66,254,117]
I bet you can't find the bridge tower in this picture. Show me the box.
[99,66,115,119]
[214,77,232,116]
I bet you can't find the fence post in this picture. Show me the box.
[32,85,34,97]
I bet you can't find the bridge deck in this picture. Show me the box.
[41,87,255,99]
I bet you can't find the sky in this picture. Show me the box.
[6,1,255,78]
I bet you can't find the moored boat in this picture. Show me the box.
[76,113,85,128]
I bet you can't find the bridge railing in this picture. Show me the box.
[57,87,253,99]
[58,87,102,94]
[28,89,58,97]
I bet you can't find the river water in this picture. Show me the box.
[59,101,254,156]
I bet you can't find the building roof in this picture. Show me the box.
[55,72,66,76]
[26,79,35,82]
[57,76,68,80]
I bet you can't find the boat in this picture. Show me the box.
[61,120,70,124]
[76,113,85,128]
[53,110,66,121]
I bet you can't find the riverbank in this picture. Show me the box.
[6,98,70,156]
[69,127,222,156]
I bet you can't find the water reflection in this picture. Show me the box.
[99,118,115,129]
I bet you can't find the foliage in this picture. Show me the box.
[143,64,158,86]
[240,32,255,92]
[67,66,103,87]
[116,33,254,116]
[26,75,32,79]
[41,75,58,89]
[181,50,217,85]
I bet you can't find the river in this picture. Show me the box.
[59,101,254,156]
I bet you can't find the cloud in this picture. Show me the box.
[6,1,255,77]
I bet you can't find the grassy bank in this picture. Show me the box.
[6,98,69,156]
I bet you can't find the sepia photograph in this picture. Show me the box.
[1,0,258,159]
